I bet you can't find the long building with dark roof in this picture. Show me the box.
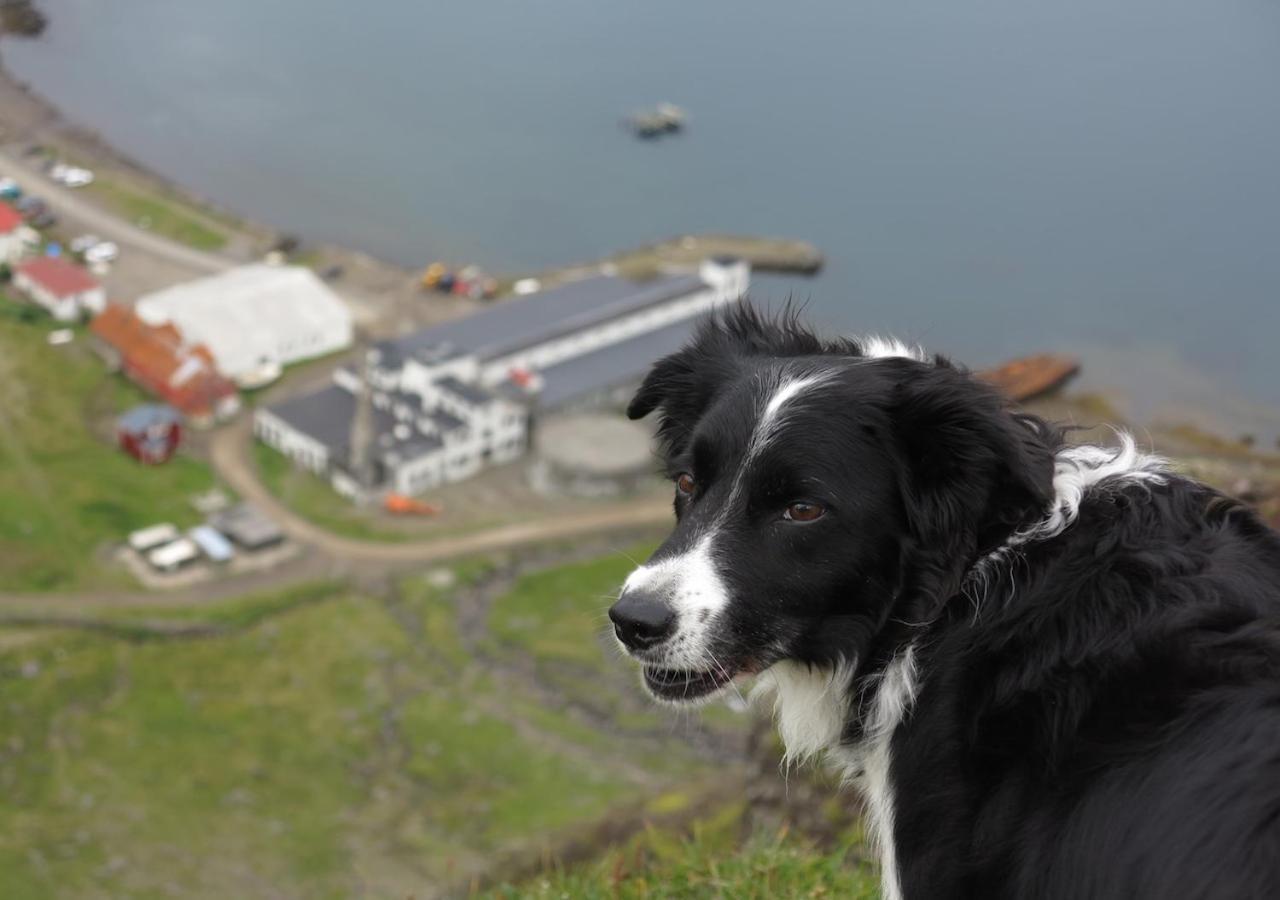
[253,257,748,499]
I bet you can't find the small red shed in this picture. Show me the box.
[117,404,182,464]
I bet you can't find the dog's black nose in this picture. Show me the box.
[609,593,676,650]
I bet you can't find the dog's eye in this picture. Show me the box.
[675,473,696,496]
[783,501,825,523]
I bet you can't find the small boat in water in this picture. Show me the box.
[625,103,687,139]
[976,353,1081,402]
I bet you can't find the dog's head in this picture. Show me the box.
[609,305,1056,704]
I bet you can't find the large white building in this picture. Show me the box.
[136,264,353,387]
[255,258,747,500]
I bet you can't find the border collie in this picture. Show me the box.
[609,305,1280,900]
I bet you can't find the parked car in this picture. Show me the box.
[70,234,101,254]
[0,177,22,200]
[49,163,94,188]
[16,195,46,214]
[28,211,57,230]
[84,241,119,264]
[62,168,94,188]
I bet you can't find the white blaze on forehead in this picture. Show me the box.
[716,370,833,518]
[757,372,830,443]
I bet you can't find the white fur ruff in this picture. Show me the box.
[754,649,918,900]
[971,432,1167,591]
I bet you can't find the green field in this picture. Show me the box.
[86,176,230,252]
[490,827,880,899]
[0,554,749,897]
[0,299,220,591]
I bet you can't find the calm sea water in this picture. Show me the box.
[7,0,1280,431]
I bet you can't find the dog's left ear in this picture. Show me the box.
[888,362,1055,598]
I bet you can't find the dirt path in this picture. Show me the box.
[208,417,673,564]
[0,425,671,611]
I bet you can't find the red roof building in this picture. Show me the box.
[91,303,240,424]
[0,203,38,266]
[13,256,106,321]
[15,256,100,295]
[0,202,24,234]
[117,404,182,464]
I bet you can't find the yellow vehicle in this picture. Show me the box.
[421,261,448,290]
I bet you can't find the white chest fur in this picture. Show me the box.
[757,648,919,900]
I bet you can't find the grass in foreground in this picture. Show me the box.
[0,299,219,591]
[86,176,230,251]
[0,559,728,897]
[488,548,651,671]
[487,819,880,899]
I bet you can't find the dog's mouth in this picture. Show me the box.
[641,660,759,703]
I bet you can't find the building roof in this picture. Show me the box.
[436,375,493,406]
[128,523,180,553]
[91,304,236,415]
[117,403,182,432]
[210,503,284,549]
[391,272,706,364]
[267,383,367,458]
[427,409,466,433]
[148,538,200,569]
[266,382,446,468]
[537,414,655,476]
[135,264,352,378]
[189,525,235,562]
[0,202,24,234]
[535,316,701,408]
[15,256,100,297]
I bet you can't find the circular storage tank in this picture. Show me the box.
[530,414,657,498]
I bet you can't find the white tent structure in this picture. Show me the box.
[136,264,353,387]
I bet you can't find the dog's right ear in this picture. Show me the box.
[626,337,741,459]
[627,307,778,457]
[629,303,841,457]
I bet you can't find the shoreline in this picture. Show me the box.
[0,57,824,332]
[0,57,265,243]
[3,47,1280,455]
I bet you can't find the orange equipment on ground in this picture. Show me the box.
[383,493,442,516]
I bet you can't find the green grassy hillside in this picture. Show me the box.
[0,550,750,898]
[0,297,218,591]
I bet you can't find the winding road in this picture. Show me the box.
[0,418,671,613]
[207,418,671,564]
[0,149,234,274]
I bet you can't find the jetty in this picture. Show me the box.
[500,233,824,296]
[609,233,824,277]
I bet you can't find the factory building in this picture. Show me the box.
[254,258,747,500]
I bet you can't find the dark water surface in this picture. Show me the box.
[7,0,1280,431]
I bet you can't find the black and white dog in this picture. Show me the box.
[609,305,1280,900]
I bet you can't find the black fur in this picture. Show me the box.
[615,304,1280,899]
